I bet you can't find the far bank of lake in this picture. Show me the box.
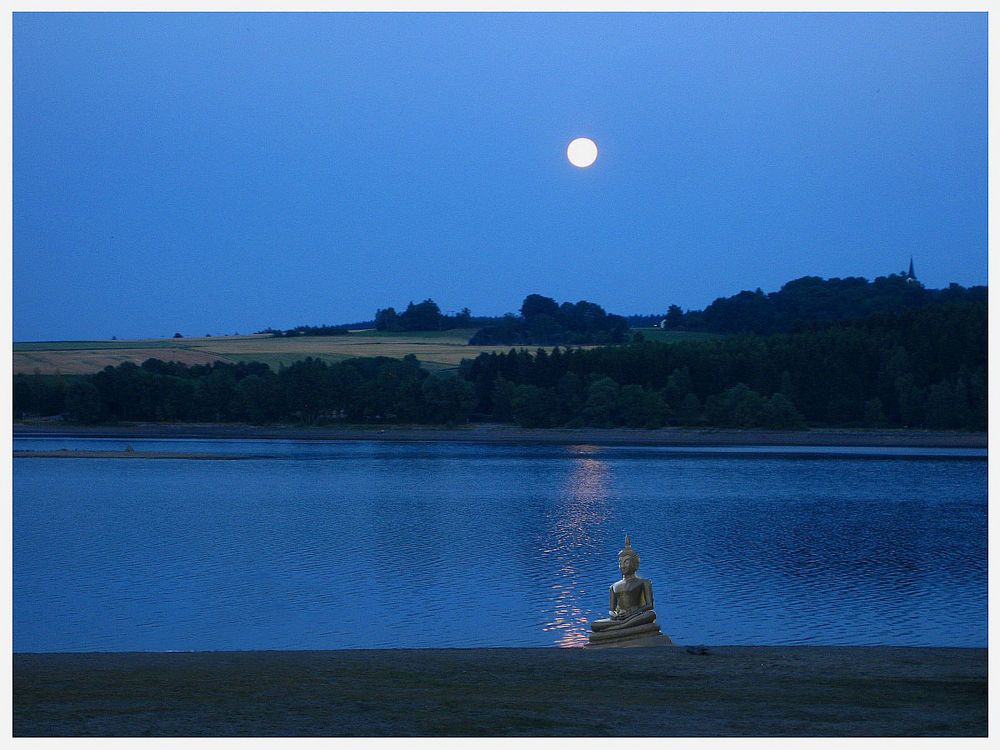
[13,421,988,448]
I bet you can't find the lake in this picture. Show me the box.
[13,437,987,651]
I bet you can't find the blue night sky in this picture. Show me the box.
[14,12,987,341]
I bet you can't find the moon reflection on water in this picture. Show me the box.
[543,448,612,647]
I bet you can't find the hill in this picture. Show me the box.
[14,299,986,430]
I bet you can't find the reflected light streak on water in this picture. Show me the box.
[544,453,610,647]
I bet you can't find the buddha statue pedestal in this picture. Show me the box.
[584,535,675,649]
[585,617,673,648]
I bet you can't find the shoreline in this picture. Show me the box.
[13,422,988,448]
[14,646,987,736]
[14,450,249,460]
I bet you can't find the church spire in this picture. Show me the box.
[907,257,916,280]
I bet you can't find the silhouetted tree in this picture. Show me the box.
[65,380,102,423]
[521,294,561,320]
[760,393,805,429]
[374,307,399,331]
[664,304,684,329]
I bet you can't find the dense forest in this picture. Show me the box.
[245,272,986,349]
[667,274,986,335]
[15,356,475,426]
[460,301,985,430]
[14,299,986,431]
[469,294,629,345]
[258,273,985,345]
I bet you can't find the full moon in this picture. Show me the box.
[567,137,598,168]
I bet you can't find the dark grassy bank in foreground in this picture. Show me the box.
[14,647,986,736]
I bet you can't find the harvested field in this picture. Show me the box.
[13,347,239,375]
[13,328,716,376]
[13,339,192,351]
[13,330,544,375]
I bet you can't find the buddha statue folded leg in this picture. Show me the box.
[588,622,663,643]
[591,609,656,632]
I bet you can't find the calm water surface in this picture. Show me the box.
[14,438,987,651]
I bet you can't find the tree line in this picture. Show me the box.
[15,356,475,426]
[469,294,629,346]
[14,300,985,432]
[371,294,629,345]
[374,299,477,332]
[662,274,986,335]
[260,324,351,338]
[14,303,987,430]
[459,300,986,430]
[254,274,983,347]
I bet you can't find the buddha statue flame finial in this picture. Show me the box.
[618,534,639,568]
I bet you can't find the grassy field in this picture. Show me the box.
[348,328,479,341]
[14,330,546,375]
[14,345,230,375]
[13,339,193,351]
[14,328,726,376]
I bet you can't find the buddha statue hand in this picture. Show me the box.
[592,609,657,632]
[611,603,652,620]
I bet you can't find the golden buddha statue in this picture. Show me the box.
[586,535,673,648]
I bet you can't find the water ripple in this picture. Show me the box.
[13,442,987,651]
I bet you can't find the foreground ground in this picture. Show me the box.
[13,646,986,736]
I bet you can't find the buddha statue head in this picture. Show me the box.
[618,534,640,576]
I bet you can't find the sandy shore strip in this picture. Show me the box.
[13,450,251,460]
[13,646,986,736]
[13,422,987,448]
